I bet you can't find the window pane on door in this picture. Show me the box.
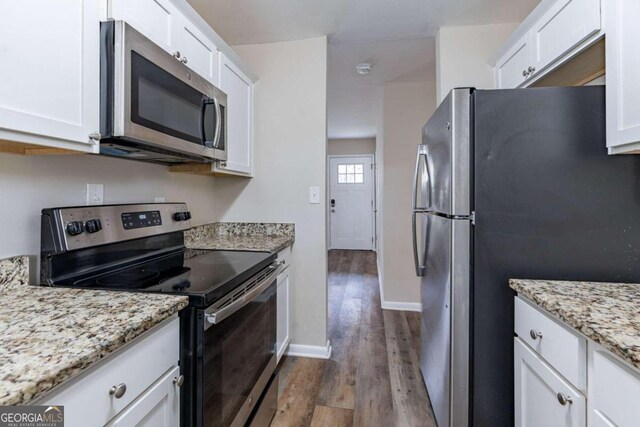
[338,163,365,185]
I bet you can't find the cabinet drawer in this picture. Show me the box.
[515,297,586,389]
[277,246,292,271]
[40,318,179,427]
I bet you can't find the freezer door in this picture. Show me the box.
[423,88,472,216]
[420,212,470,427]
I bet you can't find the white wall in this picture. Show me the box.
[436,23,518,104]
[0,153,217,260]
[381,80,437,307]
[216,37,329,348]
[328,138,376,156]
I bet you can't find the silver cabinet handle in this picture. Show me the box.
[173,375,184,387]
[173,51,181,59]
[557,392,573,406]
[219,161,227,168]
[522,70,528,77]
[109,383,127,399]
[529,329,543,340]
[528,66,536,74]
[181,57,188,64]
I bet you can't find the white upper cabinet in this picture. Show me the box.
[109,0,177,53]
[215,53,253,176]
[495,35,534,89]
[0,0,100,152]
[531,0,601,73]
[493,0,602,89]
[109,0,220,85]
[172,15,219,85]
[606,0,640,153]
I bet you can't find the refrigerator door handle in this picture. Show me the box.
[412,145,431,211]
[412,211,427,276]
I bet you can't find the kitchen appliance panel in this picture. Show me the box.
[100,21,227,164]
[420,212,451,427]
[420,89,472,216]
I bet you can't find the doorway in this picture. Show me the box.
[328,155,375,250]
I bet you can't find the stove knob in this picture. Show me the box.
[173,212,190,221]
[66,221,85,236]
[85,219,103,234]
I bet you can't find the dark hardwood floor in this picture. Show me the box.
[271,250,437,427]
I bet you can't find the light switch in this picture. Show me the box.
[309,186,320,204]
[86,183,104,205]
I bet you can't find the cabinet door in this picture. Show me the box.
[217,53,253,176]
[173,15,219,85]
[276,270,290,363]
[109,0,177,53]
[106,366,180,427]
[606,0,640,152]
[0,0,99,150]
[495,33,534,89]
[532,0,601,72]
[515,338,586,427]
[588,343,640,426]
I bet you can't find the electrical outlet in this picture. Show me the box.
[86,183,104,205]
[309,186,320,204]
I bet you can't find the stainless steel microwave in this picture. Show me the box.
[100,21,227,164]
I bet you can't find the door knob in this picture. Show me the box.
[557,392,573,406]
[173,375,184,387]
[529,329,543,340]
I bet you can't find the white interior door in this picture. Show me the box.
[329,156,374,250]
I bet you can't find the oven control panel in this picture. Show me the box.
[44,203,192,252]
[122,210,162,230]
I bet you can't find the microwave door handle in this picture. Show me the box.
[213,96,222,149]
[200,97,216,148]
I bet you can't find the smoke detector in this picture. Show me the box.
[356,63,372,75]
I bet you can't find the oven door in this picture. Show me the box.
[196,264,281,427]
[106,21,226,161]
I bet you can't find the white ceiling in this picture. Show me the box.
[188,0,540,138]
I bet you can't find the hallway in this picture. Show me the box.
[271,250,437,427]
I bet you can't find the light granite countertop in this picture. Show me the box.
[185,222,295,253]
[0,256,189,406]
[510,279,640,370]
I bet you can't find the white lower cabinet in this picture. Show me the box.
[276,247,292,363]
[515,297,640,427]
[276,268,290,362]
[106,366,180,427]
[588,342,640,426]
[515,338,586,427]
[38,318,181,427]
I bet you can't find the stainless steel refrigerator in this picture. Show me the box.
[412,86,640,426]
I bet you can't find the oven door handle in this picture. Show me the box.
[204,263,283,327]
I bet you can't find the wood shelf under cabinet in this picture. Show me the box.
[0,140,84,156]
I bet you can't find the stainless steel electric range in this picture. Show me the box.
[40,203,280,427]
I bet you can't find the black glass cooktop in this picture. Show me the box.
[67,249,275,308]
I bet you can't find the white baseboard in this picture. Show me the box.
[381,300,422,312]
[286,340,332,359]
